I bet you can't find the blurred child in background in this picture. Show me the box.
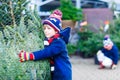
[97,35,119,69]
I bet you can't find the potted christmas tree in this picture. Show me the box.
[59,0,83,29]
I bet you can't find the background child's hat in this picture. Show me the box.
[103,35,113,46]
[43,9,62,32]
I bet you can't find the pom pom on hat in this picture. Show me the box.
[49,9,62,21]
[103,35,113,46]
[43,9,62,32]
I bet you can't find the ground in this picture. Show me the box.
[70,55,120,80]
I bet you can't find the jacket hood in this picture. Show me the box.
[60,27,71,44]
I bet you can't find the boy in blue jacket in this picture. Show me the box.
[19,9,72,80]
[97,35,119,69]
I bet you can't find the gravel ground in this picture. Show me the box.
[70,55,120,80]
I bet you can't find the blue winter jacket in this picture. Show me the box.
[101,44,119,65]
[32,27,72,80]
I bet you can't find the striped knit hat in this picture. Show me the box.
[43,9,62,32]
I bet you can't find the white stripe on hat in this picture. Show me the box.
[44,19,60,32]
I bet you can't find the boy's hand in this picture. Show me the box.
[18,50,34,62]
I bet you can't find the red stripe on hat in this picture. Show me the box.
[43,20,60,32]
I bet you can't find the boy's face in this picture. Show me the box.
[43,24,57,38]
[104,44,113,50]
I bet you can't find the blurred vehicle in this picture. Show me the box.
[81,0,108,8]
[114,4,120,19]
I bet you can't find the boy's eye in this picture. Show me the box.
[43,25,52,30]
[47,27,51,29]
[43,27,51,30]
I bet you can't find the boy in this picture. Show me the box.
[19,9,72,80]
[97,35,119,69]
